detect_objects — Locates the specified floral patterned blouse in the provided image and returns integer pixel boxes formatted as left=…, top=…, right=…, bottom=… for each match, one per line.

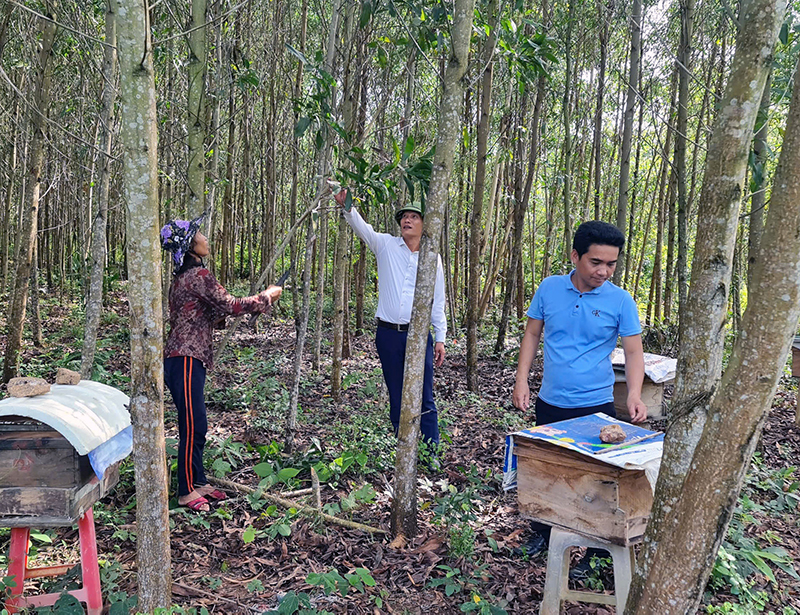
left=164, top=265, right=270, bottom=369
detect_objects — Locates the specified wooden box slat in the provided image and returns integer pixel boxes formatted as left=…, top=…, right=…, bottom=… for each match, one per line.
left=613, top=376, right=665, bottom=421
left=0, top=430, right=92, bottom=489
left=0, top=464, right=120, bottom=527
left=792, top=346, right=800, bottom=378
left=514, top=438, right=653, bottom=546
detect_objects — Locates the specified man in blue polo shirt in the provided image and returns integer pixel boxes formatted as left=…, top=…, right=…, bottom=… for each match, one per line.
left=512, top=220, right=646, bottom=572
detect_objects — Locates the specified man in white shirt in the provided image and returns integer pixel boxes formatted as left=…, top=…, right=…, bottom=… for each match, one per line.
left=335, top=190, right=447, bottom=445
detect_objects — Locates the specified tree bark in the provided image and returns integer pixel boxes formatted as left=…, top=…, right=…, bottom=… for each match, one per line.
left=613, top=0, right=641, bottom=284
left=627, top=0, right=785, bottom=610
left=391, top=0, right=474, bottom=538
left=466, top=0, right=498, bottom=391
left=3, top=5, right=56, bottom=383
left=186, top=0, right=207, bottom=217
left=675, top=0, right=694, bottom=324
left=81, top=2, right=117, bottom=378
left=747, top=71, right=771, bottom=294
left=628, top=44, right=800, bottom=615
left=114, top=0, right=172, bottom=608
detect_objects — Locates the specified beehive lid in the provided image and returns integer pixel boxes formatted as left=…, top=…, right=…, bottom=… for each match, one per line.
left=0, top=380, right=130, bottom=454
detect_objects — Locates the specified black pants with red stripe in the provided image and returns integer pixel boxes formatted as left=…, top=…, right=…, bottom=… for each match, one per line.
left=164, top=356, right=208, bottom=497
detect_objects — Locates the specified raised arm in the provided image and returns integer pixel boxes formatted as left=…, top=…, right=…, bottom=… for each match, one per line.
left=334, top=188, right=385, bottom=254
left=513, top=318, right=544, bottom=411
left=196, top=269, right=278, bottom=315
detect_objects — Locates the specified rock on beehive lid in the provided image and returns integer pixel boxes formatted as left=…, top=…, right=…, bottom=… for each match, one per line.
left=55, top=368, right=81, bottom=385
left=600, top=424, right=627, bottom=443
left=7, top=377, right=51, bottom=397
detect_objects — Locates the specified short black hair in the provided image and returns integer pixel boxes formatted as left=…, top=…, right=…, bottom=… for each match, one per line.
left=573, top=220, right=625, bottom=257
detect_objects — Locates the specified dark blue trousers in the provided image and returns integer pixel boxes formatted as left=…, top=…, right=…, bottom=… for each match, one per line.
left=164, top=356, right=208, bottom=497
left=375, top=327, right=439, bottom=445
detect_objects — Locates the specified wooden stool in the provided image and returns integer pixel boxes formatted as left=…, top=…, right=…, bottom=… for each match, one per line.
left=4, top=508, right=102, bottom=615
left=540, top=527, right=635, bottom=615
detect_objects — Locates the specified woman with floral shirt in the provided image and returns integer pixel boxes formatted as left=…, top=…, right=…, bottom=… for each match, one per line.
left=161, top=214, right=282, bottom=511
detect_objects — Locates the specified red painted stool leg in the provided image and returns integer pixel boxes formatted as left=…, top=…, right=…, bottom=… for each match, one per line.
left=78, top=509, right=103, bottom=615
left=5, top=527, right=30, bottom=614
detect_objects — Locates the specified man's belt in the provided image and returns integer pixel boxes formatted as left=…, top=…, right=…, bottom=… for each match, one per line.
left=376, top=318, right=409, bottom=331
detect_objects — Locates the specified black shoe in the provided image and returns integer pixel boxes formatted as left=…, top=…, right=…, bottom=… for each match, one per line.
left=513, top=532, right=548, bottom=557
left=568, top=557, right=595, bottom=580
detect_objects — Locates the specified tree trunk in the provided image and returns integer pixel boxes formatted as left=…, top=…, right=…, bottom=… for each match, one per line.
left=748, top=71, right=771, bottom=294
left=561, top=0, right=576, bottom=264
left=628, top=43, right=800, bottom=615
left=391, top=0, right=474, bottom=538
left=675, top=0, right=694, bottom=325
left=466, top=0, right=498, bottom=391
left=81, top=4, right=117, bottom=378
left=3, top=6, right=56, bottom=383
left=186, top=0, right=207, bottom=217
left=114, top=0, right=172, bottom=608
left=614, top=0, right=641, bottom=284
left=592, top=0, right=611, bottom=219
left=626, top=0, right=785, bottom=610
left=311, top=0, right=341, bottom=372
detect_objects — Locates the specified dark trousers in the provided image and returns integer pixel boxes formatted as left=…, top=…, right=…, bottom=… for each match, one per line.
left=531, top=397, right=616, bottom=555
left=375, top=326, right=439, bottom=445
left=164, top=356, right=208, bottom=497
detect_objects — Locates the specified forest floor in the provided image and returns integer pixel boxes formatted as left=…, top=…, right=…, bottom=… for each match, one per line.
left=1, top=291, right=799, bottom=614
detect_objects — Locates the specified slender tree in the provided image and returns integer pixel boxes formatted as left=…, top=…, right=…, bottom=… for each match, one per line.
left=627, top=0, right=785, bottom=609
left=3, top=4, right=56, bottom=383
left=466, top=0, right=499, bottom=391
left=81, top=1, right=117, bottom=378
left=392, top=0, right=475, bottom=539
left=114, top=0, right=172, bottom=607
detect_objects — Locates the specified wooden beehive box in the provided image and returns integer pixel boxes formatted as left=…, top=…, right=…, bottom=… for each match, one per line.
left=613, top=371, right=666, bottom=421
left=514, top=437, right=653, bottom=546
left=0, top=419, right=119, bottom=527
left=792, top=337, right=800, bottom=377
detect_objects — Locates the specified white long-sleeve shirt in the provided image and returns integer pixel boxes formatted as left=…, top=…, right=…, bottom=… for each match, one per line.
left=343, top=207, right=447, bottom=343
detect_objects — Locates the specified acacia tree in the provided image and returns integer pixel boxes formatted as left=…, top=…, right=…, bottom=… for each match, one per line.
left=626, top=0, right=786, bottom=610
left=81, top=0, right=117, bottom=379
left=391, top=0, right=475, bottom=539
left=114, top=0, right=172, bottom=608
left=2, top=4, right=56, bottom=383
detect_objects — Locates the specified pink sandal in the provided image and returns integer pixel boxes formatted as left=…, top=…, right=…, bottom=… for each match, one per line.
left=183, top=496, right=210, bottom=511
left=204, top=489, right=228, bottom=501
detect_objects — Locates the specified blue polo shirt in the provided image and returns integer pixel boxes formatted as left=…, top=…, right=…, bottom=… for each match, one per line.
left=527, top=272, right=641, bottom=408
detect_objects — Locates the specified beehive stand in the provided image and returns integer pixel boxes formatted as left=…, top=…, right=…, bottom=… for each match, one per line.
left=540, top=527, right=636, bottom=615
left=4, top=508, right=102, bottom=615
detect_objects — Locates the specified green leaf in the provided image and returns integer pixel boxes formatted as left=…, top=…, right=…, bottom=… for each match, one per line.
left=277, top=523, right=292, bottom=537
left=286, top=43, right=308, bottom=65
left=277, top=467, right=301, bottom=482
left=242, top=525, right=257, bottom=544
left=278, top=591, right=299, bottom=615
left=402, top=136, right=415, bottom=162
left=253, top=462, right=275, bottom=478
left=30, top=531, right=52, bottom=543
left=295, top=116, right=312, bottom=138
left=355, top=568, right=376, bottom=586
left=780, top=22, right=789, bottom=45
left=359, top=0, right=372, bottom=28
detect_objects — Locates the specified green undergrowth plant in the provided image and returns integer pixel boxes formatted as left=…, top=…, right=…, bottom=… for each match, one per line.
left=705, top=455, right=799, bottom=612
left=428, top=464, right=495, bottom=558
left=427, top=565, right=508, bottom=614
left=265, top=566, right=379, bottom=614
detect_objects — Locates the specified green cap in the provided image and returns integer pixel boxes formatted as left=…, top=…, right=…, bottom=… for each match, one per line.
left=395, top=202, right=424, bottom=224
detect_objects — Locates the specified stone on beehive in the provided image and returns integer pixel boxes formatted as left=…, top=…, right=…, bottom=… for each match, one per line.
left=600, top=424, right=627, bottom=443
left=55, top=368, right=81, bottom=385
left=7, top=377, right=51, bottom=397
